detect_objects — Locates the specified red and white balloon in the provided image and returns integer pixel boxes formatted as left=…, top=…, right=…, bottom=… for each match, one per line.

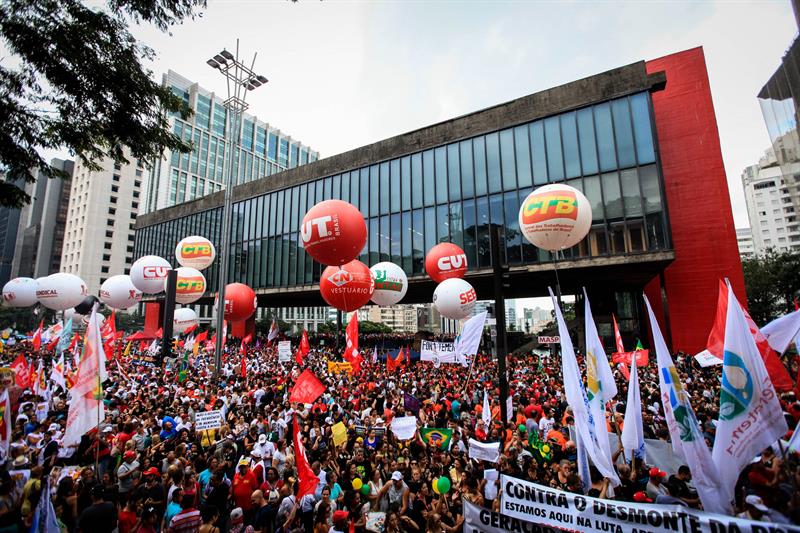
left=130, top=255, right=172, bottom=294
left=36, top=273, right=89, bottom=311
left=2, top=277, right=38, bottom=307
left=425, top=243, right=468, bottom=283
left=433, top=278, right=477, bottom=320
left=99, top=275, right=142, bottom=310
left=320, top=260, right=374, bottom=312
left=518, top=184, right=592, bottom=251
left=175, top=236, right=216, bottom=270
left=301, top=200, right=367, bottom=266
left=173, top=307, right=199, bottom=334
left=221, top=283, right=257, bottom=322
left=171, top=267, right=206, bottom=305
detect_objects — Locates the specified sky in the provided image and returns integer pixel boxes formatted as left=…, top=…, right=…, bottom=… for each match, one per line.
left=129, top=0, right=797, bottom=313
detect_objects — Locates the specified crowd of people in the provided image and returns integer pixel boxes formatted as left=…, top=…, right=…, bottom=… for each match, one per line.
left=0, top=324, right=798, bottom=533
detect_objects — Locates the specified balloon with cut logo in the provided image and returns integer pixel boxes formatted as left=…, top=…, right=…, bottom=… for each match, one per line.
left=173, top=307, right=199, bottom=334
left=170, top=267, right=206, bottom=304
left=518, top=184, right=592, bottom=251
left=221, top=283, right=257, bottom=322
left=300, top=200, right=367, bottom=266
left=175, top=236, right=216, bottom=270
left=36, top=273, right=89, bottom=311
left=369, top=262, right=408, bottom=306
left=433, top=278, right=476, bottom=320
left=320, top=260, right=374, bottom=312
left=425, top=243, right=468, bottom=283
left=100, top=275, right=142, bottom=310
left=130, top=255, right=172, bottom=294
left=2, top=277, right=38, bottom=307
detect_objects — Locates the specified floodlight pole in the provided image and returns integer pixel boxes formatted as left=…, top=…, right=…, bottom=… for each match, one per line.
left=207, top=41, right=268, bottom=378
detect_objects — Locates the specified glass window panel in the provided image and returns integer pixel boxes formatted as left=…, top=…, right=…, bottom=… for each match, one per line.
left=390, top=160, right=401, bottom=213
left=369, top=218, right=379, bottom=265
left=514, top=125, right=532, bottom=188
left=583, top=176, right=603, bottom=222
left=423, top=150, right=435, bottom=206
left=462, top=199, right=477, bottom=268
left=577, top=108, right=598, bottom=176
left=486, top=132, right=502, bottom=193
left=342, top=171, right=350, bottom=202
left=460, top=141, right=475, bottom=198
left=434, top=147, right=448, bottom=205
left=380, top=162, right=390, bottom=215
left=530, top=122, right=548, bottom=185
left=424, top=207, right=436, bottom=257
left=401, top=211, right=412, bottom=274
left=380, top=215, right=390, bottom=261
left=447, top=143, right=461, bottom=201
left=350, top=171, right=359, bottom=206
left=559, top=112, right=581, bottom=179
left=315, top=179, right=323, bottom=205
left=437, top=204, right=449, bottom=243
left=298, top=185, right=307, bottom=235
left=474, top=136, right=488, bottom=197
left=290, top=187, right=299, bottom=232
left=594, top=103, right=617, bottom=172
left=401, top=156, right=412, bottom=210
left=412, top=209, right=424, bottom=274
left=450, top=201, right=464, bottom=251
left=544, top=116, right=564, bottom=181
left=476, top=197, right=491, bottom=268
left=324, top=177, right=332, bottom=200
left=332, top=174, right=341, bottom=199
left=611, top=99, right=636, bottom=168
left=620, top=168, right=643, bottom=217
left=411, top=153, right=423, bottom=209
left=391, top=213, right=401, bottom=265
left=500, top=129, right=517, bottom=190
left=247, top=241, right=255, bottom=286
left=639, top=165, right=662, bottom=214
left=630, top=93, right=656, bottom=164
left=503, top=191, right=522, bottom=264
left=288, top=234, right=297, bottom=285
left=602, top=172, right=623, bottom=220
left=361, top=168, right=370, bottom=214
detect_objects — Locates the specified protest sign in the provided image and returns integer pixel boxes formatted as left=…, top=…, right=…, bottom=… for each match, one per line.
left=327, top=361, right=353, bottom=374
left=390, top=416, right=417, bottom=440
left=694, top=349, right=722, bottom=368
left=499, top=474, right=800, bottom=533
left=278, top=341, right=292, bottom=363
left=468, top=438, right=500, bottom=463
left=420, top=341, right=461, bottom=365
left=195, top=410, right=223, bottom=431
left=331, top=422, right=348, bottom=447
left=464, top=499, right=540, bottom=533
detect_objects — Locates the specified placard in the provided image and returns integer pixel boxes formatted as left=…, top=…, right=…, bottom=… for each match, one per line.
left=278, top=341, right=292, bottom=362
left=468, top=438, right=500, bottom=463
left=195, top=409, right=223, bottom=431
left=694, top=349, right=723, bottom=368
left=390, top=416, right=417, bottom=441
left=420, top=340, right=460, bottom=364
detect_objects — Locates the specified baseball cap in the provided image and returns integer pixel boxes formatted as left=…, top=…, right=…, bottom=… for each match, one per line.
left=144, top=467, right=160, bottom=477
left=391, top=471, right=403, bottom=481
left=230, top=507, right=244, bottom=523
left=102, top=426, right=113, bottom=433
left=258, top=434, right=267, bottom=444
left=47, top=423, right=60, bottom=433
left=633, top=491, right=653, bottom=503
left=648, top=467, right=666, bottom=478
left=238, top=458, right=250, bottom=467
left=745, top=495, right=769, bottom=511
left=123, top=451, right=136, bottom=460
left=333, top=510, right=349, bottom=524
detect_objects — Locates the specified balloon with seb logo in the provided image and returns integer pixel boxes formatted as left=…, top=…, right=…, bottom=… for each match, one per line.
left=173, top=307, right=199, bottom=334
left=518, top=184, right=592, bottom=251
left=2, top=277, right=38, bottom=307
left=222, top=283, right=257, bottom=322
left=320, top=260, right=374, bottom=312
left=175, top=236, right=216, bottom=270
left=300, top=200, right=367, bottom=266
left=100, top=275, right=142, bottom=310
left=433, top=278, right=476, bottom=320
left=171, top=267, right=206, bottom=304
left=370, top=262, right=408, bottom=306
left=130, top=255, right=172, bottom=294
left=36, top=273, right=88, bottom=311
left=425, top=242, right=468, bottom=283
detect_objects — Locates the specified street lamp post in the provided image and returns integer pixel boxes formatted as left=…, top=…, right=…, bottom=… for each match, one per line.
left=207, top=41, right=268, bottom=378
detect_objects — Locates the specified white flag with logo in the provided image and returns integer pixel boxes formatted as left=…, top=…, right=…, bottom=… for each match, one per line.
left=549, top=288, right=617, bottom=484
left=761, top=309, right=800, bottom=354
left=482, top=389, right=491, bottom=427
left=456, top=311, right=487, bottom=367
left=644, top=295, right=729, bottom=514
left=712, top=283, right=788, bottom=501
left=620, top=351, right=645, bottom=461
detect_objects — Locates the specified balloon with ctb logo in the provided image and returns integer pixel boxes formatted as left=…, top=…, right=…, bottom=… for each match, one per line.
left=175, top=236, right=216, bottom=270
left=518, top=184, right=592, bottom=251
left=171, top=267, right=206, bottom=304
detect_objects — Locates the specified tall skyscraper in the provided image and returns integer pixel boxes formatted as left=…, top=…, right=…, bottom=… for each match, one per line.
left=0, top=174, right=23, bottom=287
left=144, top=70, right=319, bottom=213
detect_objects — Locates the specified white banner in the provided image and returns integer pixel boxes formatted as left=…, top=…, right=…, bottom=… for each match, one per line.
left=468, top=438, right=500, bottom=463
left=195, top=410, right=223, bottom=431
left=420, top=341, right=460, bottom=365
left=390, top=415, right=417, bottom=441
left=463, top=500, right=541, bottom=533
left=278, top=341, right=292, bottom=363
left=693, top=349, right=722, bottom=367
left=499, top=475, right=800, bottom=533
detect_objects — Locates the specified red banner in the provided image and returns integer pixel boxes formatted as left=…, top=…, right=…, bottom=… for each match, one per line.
left=289, top=369, right=325, bottom=405
left=611, top=349, right=649, bottom=367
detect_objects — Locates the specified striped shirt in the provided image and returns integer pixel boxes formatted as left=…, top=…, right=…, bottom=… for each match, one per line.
left=167, top=508, right=202, bottom=533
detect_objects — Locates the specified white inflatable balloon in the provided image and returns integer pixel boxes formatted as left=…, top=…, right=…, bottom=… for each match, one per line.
left=2, top=277, right=38, bottom=307
left=175, top=236, right=216, bottom=270
left=518, top=184, right=592, bottom=251
left=36, top=273, right=88, bottom=311
left=100, top=275, right=143, bottom=310
left=171, top=267, right=206, bottom=304
left=432, top=278, right=477, bottom=320
left=173, top=307, right=199, bottom=334
left=370, top=262, right=408, bottom=306
left=130, top=255, right=172, bottom=294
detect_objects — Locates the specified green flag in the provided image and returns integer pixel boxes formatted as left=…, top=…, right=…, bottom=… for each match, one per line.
left=527, top=429, right=552, bottom=462
left=419, top=427, right=452, bottom=450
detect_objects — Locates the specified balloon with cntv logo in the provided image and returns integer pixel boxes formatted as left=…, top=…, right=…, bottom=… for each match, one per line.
left=425, top=243, right=468, bottom=283
left=300, top=200, right=367, bottom=266
left=100, top=275, right=142, bottom=310
left=173, top=307, right=198, bottom=334
left=175, top=236, right=216, bottom=271
left=36, top=273, right=89, bottom=311
left=433, top=278, right=476, bottom=320
left=370, top=262, right=408, bottom=306
left=518, top=184, right=592, bottom=251
left=320, top=260, right=374, bottom=312
left=170, top=267, right=206, bottom=304
left=2, top=277, right=38, bottom=307
left=130, top=255, right=172, bottom=294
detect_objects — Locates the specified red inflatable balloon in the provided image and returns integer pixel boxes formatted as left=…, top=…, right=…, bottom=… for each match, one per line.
left=222, top=283, right=257, bottom=322
left=425, top=242, right=468, bottom=283
left=301, top=200, right=367, bottom=266
left=320, top=260, right=374, bottom=312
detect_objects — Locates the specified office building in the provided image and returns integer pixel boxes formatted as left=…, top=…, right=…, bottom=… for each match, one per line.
left=135, top=48, right=745, bottom=353
left=144, top=70, right=319, bottom=213
left=0, top=174, right=22, bottom=287
left=736, top=228, right=755, bottom=259
left=265, top=306, right=336, bottom=333
left=357, top=305, right=419, bottom=332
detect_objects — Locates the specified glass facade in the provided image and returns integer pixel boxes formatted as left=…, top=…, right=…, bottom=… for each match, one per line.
left=136, top=91, right=669, bottom=292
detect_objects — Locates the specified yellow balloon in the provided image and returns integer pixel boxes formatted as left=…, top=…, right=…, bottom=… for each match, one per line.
left=352, top=478, right=363, bottom=491
left=432, top=480, right=440, bottom=495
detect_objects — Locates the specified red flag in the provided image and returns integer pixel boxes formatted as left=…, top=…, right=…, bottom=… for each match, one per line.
left=295, top=348, right=304, bottom=366
left=10, top=354, right=30, bottom=388
left=293, top=415, right=319, bottom=499
left=240, top=338, right=249, bottom=378
left=617, top=362, right=630, bottom=380
left=32, top=320, right=43, bottom=351
left=387, top=350, right=404, bottom=372
left=707, top=279, right=793, bottom=391
left=344, top=314, right=358, bottom=363
left=612, top=314, right=625, bottom=354
left=155, top=327, right=163, bottom=339
left=300, top=330, right=310, bottom=357
left=195, top=331, right=209, bottom=344
left=289, top=369, right=325, bottom=404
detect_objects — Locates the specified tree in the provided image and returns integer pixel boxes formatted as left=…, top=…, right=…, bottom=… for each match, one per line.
left=360, top=320, right=392, bottom=334
left=741, top=250, right=800, bottom=324
left=0, top=0, right=205, bottom=207
left=255, top=314, right=290, bottom=336
left=114, top=311, right=144, bottom=332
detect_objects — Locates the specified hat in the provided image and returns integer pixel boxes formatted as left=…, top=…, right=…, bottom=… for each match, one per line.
left=745, top=495, right=769, bottom=511
left=102, top=427, right=113, bottom=433
left=333, top=510, right=349, bottom=524
left=12, top=456, right=28, bottom=468
left=258, top=434, right=267, bottom=444
left=144, top=467, right=160, bottom=477
left=375, top=418, right=384, bottom=425
left=633, top=491, right=653, bottom=503
left=230, top=507, right=244, bottom=523
left=48, top=423, right=60, bottom=433
left=391, top=471, right=403, bottom=481
left=238, top=458, right=250, bottom=467
left=648, top=467, right=666, bottom=478
left=123, top=451, right=136, bottom=460
left=251, top=449, right=262, bottom=458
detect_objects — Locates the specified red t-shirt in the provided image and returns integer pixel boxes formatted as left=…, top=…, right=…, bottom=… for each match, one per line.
left=118, top=509, right=137, bottom=533
left=232, top=470, right=258, bottom=510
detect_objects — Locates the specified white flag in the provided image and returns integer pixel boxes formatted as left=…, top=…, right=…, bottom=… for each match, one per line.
left=583, top=289, right=619, bottom=486
left=482, top=390, right=491, bottom=427
left=184, top=334, right=195, bottom=353
left=713, top=283, right=788, bottom=501
left=620, top=351, right=645, bottom=461
left=267, top=319, right=279, bottom=342
left=549, top=288, right=617, bottom=485
left=390, top=416, right=417, bottom=441
left=761, top=309, right=800, bottom=354
left=371, top=347, right=378, bottom=364
left=456, top=311, right=487, bottom=367
left=0, top=389, right=10, bottom=461
left=644, top=295, right=729, bottom=514
left=146, top=339, right=159, bottom=355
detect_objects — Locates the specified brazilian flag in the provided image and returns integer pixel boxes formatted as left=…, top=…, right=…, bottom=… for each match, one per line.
left=420, top=427, right=452, bottom=450
left=178, top=351, right=189, bottom=383
left=527, top=429, right=552, bottom=462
